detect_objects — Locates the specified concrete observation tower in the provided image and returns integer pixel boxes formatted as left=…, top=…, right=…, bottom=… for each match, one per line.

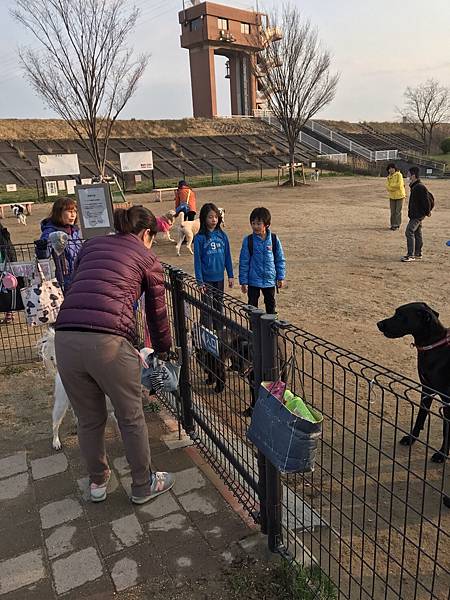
left=179, top=1, right=280, bottom=118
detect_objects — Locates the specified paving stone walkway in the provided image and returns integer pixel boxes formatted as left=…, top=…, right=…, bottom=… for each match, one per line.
left=0, top=410, right=267, bottom=598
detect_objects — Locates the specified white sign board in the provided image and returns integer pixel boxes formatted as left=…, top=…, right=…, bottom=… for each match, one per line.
left=120, top=151, right=153, bottom=173
left=77, top=187, right=110, bottom=228
left=38, top=153, right=80, bottom=177
left=6, top=184, right=17, bottom=192
left=81, top=178, right=92, bottom=185
left=66, top=180, right=76, bottom=195
left=57, top=180, right=66, bottom=191
left=426, top=168, right=432, bottom=175
left=75, top=183, right=115, bottom=239
left=46, top=181, right=58, bottom=196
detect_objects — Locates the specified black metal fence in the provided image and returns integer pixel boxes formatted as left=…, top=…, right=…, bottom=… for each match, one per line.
left=1, top=249, right=449, bottom=599
left=159, top=267, right=449, bottom=600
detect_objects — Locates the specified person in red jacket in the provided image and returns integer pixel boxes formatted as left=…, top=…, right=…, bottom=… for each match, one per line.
left=174, top=180, right=197, bottom=220
left=54, top=206, right=174, bottom=505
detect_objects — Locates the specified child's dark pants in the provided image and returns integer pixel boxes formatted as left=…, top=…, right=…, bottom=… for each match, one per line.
left=248, top=286, right=276, bottom=314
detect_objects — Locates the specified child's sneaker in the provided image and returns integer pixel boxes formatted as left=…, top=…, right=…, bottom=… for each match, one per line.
left=131, top=472, right=175, bottom=505
left=90, top=470, right=111, bottom=502
left=401, top=255, right=415, bottom=262
left=414, top=254, right=423, bottom=259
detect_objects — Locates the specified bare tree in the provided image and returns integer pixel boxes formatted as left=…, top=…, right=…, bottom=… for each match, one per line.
left=254, top=5, right=339, bottom=186
left=12, top=0, right=149, bottom=177
left=398, top=79, right=450, bottom=155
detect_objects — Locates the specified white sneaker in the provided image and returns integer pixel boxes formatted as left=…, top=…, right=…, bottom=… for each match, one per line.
left=90, top=470, right=111, bottom=502
left=131, top=471, right=175, bottom=505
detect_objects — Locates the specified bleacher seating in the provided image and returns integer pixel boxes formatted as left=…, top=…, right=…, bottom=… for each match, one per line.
left=0, top=132, right=317, bottom=186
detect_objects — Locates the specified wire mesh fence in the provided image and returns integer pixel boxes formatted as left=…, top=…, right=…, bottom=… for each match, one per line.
left=1, top=251, right=449, bottom=599
left=274, top=323, right=449, bottom=600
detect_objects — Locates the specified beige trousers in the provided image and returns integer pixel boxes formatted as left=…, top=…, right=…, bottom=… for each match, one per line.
left=55, top=331, right=152, bottom=497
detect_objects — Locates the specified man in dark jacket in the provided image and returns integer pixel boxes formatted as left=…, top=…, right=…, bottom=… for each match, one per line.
left=401, top=166, right=431, bottom=262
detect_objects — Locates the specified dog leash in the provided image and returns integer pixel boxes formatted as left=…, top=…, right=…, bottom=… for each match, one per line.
left=414, top=329, right=450, bottom=352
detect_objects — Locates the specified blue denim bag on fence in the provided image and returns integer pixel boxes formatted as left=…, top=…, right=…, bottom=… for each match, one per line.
left=247, top=382, right=323, bottom=474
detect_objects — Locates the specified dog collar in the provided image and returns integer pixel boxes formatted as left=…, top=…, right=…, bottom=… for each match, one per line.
left=414, top=329, right=450, bottom=352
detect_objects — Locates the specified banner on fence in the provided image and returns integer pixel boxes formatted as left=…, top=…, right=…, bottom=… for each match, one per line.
left=38, top=154, right=80, bottom=177
left=192, top=323, right=219, bottom=358
left=120, top=151, right=153, bottom=173
left=4, top=259, right=53, bottom=279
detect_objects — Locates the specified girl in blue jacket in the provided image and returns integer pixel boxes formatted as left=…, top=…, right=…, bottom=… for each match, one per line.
left=38, top=197, right=82, bottom=290
left=239, top=207, right=286, bottom=314
left=194, top=203, right=234, bottom=330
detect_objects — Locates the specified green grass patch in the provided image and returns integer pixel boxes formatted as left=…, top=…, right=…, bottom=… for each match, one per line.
left=429, top=153, right=450, bottom=168
left=0, top=186, right=43, bottom=204
left=226, top=557, right=337, bottom=600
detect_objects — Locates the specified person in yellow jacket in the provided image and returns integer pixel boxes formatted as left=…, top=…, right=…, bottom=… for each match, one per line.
left=386, top=163, right=405, bottom=230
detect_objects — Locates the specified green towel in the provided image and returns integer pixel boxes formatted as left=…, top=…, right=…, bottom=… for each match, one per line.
left=284, top=391, right=319, bottom=423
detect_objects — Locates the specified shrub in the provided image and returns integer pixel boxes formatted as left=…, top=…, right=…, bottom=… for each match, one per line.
left=440, top=137, right=450, bottom=153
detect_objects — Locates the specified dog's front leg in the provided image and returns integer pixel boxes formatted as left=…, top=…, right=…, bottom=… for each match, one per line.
left=52, top=375, right=70, bottom=450
left=400, top=390, right=433, bottom=447
left=432, top=402, right=450, bottom=463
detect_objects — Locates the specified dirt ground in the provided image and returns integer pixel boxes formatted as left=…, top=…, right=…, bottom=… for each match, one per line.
left=1, top=175, right=449, bottom=598
left=4, top=175, right=449, bottom=378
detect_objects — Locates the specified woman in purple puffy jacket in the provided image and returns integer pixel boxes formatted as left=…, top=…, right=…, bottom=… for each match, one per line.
left=54, top=206, right=174, bottom=506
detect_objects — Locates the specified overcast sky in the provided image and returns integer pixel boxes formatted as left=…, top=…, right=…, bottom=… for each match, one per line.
left=0, top=0, right=449, bottom=122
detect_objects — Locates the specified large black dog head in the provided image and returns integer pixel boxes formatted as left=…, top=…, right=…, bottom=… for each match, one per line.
left=377, top=302, right=441, bottom=340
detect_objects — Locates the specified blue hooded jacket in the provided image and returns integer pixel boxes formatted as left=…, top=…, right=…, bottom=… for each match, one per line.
left=40, top=219, right=82, bottom=289
left=239, top=230, right=286, bottom=288
left=194, top=229, right=233, bottom=284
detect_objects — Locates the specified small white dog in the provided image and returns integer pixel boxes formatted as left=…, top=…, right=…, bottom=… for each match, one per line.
left=12, top=204, right=27, bottom=226
left=38, top=328, right=152, bottom=450
left=175, top=207, right=226, bottom=256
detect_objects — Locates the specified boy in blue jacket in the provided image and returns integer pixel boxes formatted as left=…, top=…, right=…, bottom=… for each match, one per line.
left=239, top=207, right=285, bottom=314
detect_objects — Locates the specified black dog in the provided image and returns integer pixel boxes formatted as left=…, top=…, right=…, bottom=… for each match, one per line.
left=194, top=329, right=252, bottom=394
left=377, top=302, right=450, bottom=463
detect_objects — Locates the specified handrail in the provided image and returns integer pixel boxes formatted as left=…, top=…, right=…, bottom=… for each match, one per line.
left=260, top=114, right=342, bottom=156
left=398, top=150, right=446, bottom=172
left=307, top=120, right=400, bottom=162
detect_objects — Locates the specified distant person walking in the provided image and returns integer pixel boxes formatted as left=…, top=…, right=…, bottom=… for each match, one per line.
left=174, top=180, right=197, bottom=221
left=401, top=166, right=433, bottom=262
left=386, top=163, right=405, bottom=230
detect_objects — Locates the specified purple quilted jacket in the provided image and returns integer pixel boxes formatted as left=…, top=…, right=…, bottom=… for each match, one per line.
left=55, top=234, right=171, bottom=352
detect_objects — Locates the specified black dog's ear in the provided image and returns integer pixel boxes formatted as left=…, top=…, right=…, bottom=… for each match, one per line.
left=418, top=308, right=436, bottom=323
left=419, top=303, right=439, bottom=319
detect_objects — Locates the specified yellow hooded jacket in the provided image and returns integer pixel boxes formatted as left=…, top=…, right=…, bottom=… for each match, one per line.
left=386, top=171, right=406, bottom=200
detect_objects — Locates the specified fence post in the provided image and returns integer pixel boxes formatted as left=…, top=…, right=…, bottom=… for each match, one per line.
left=211, top=166, right=214, bottom=185
left=260, top=314, right=282, bottom=552
left=260, top=161, right=263, bottom=181
left=237, top=167, right=240, bottom=183
left=35, top=179, right=41, bottom=202
left=248, top=307, right=267, bottom=532
left=169, top=268, right=194, bottom=433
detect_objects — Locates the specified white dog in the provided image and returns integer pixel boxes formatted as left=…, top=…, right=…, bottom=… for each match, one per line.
left=175, top=213, right=200, bottom=256
left=38, top=328, right=152, bottom=450
left=175, top=207, right=226, bottom=256
left=12, top=204, right=27, bottom=226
